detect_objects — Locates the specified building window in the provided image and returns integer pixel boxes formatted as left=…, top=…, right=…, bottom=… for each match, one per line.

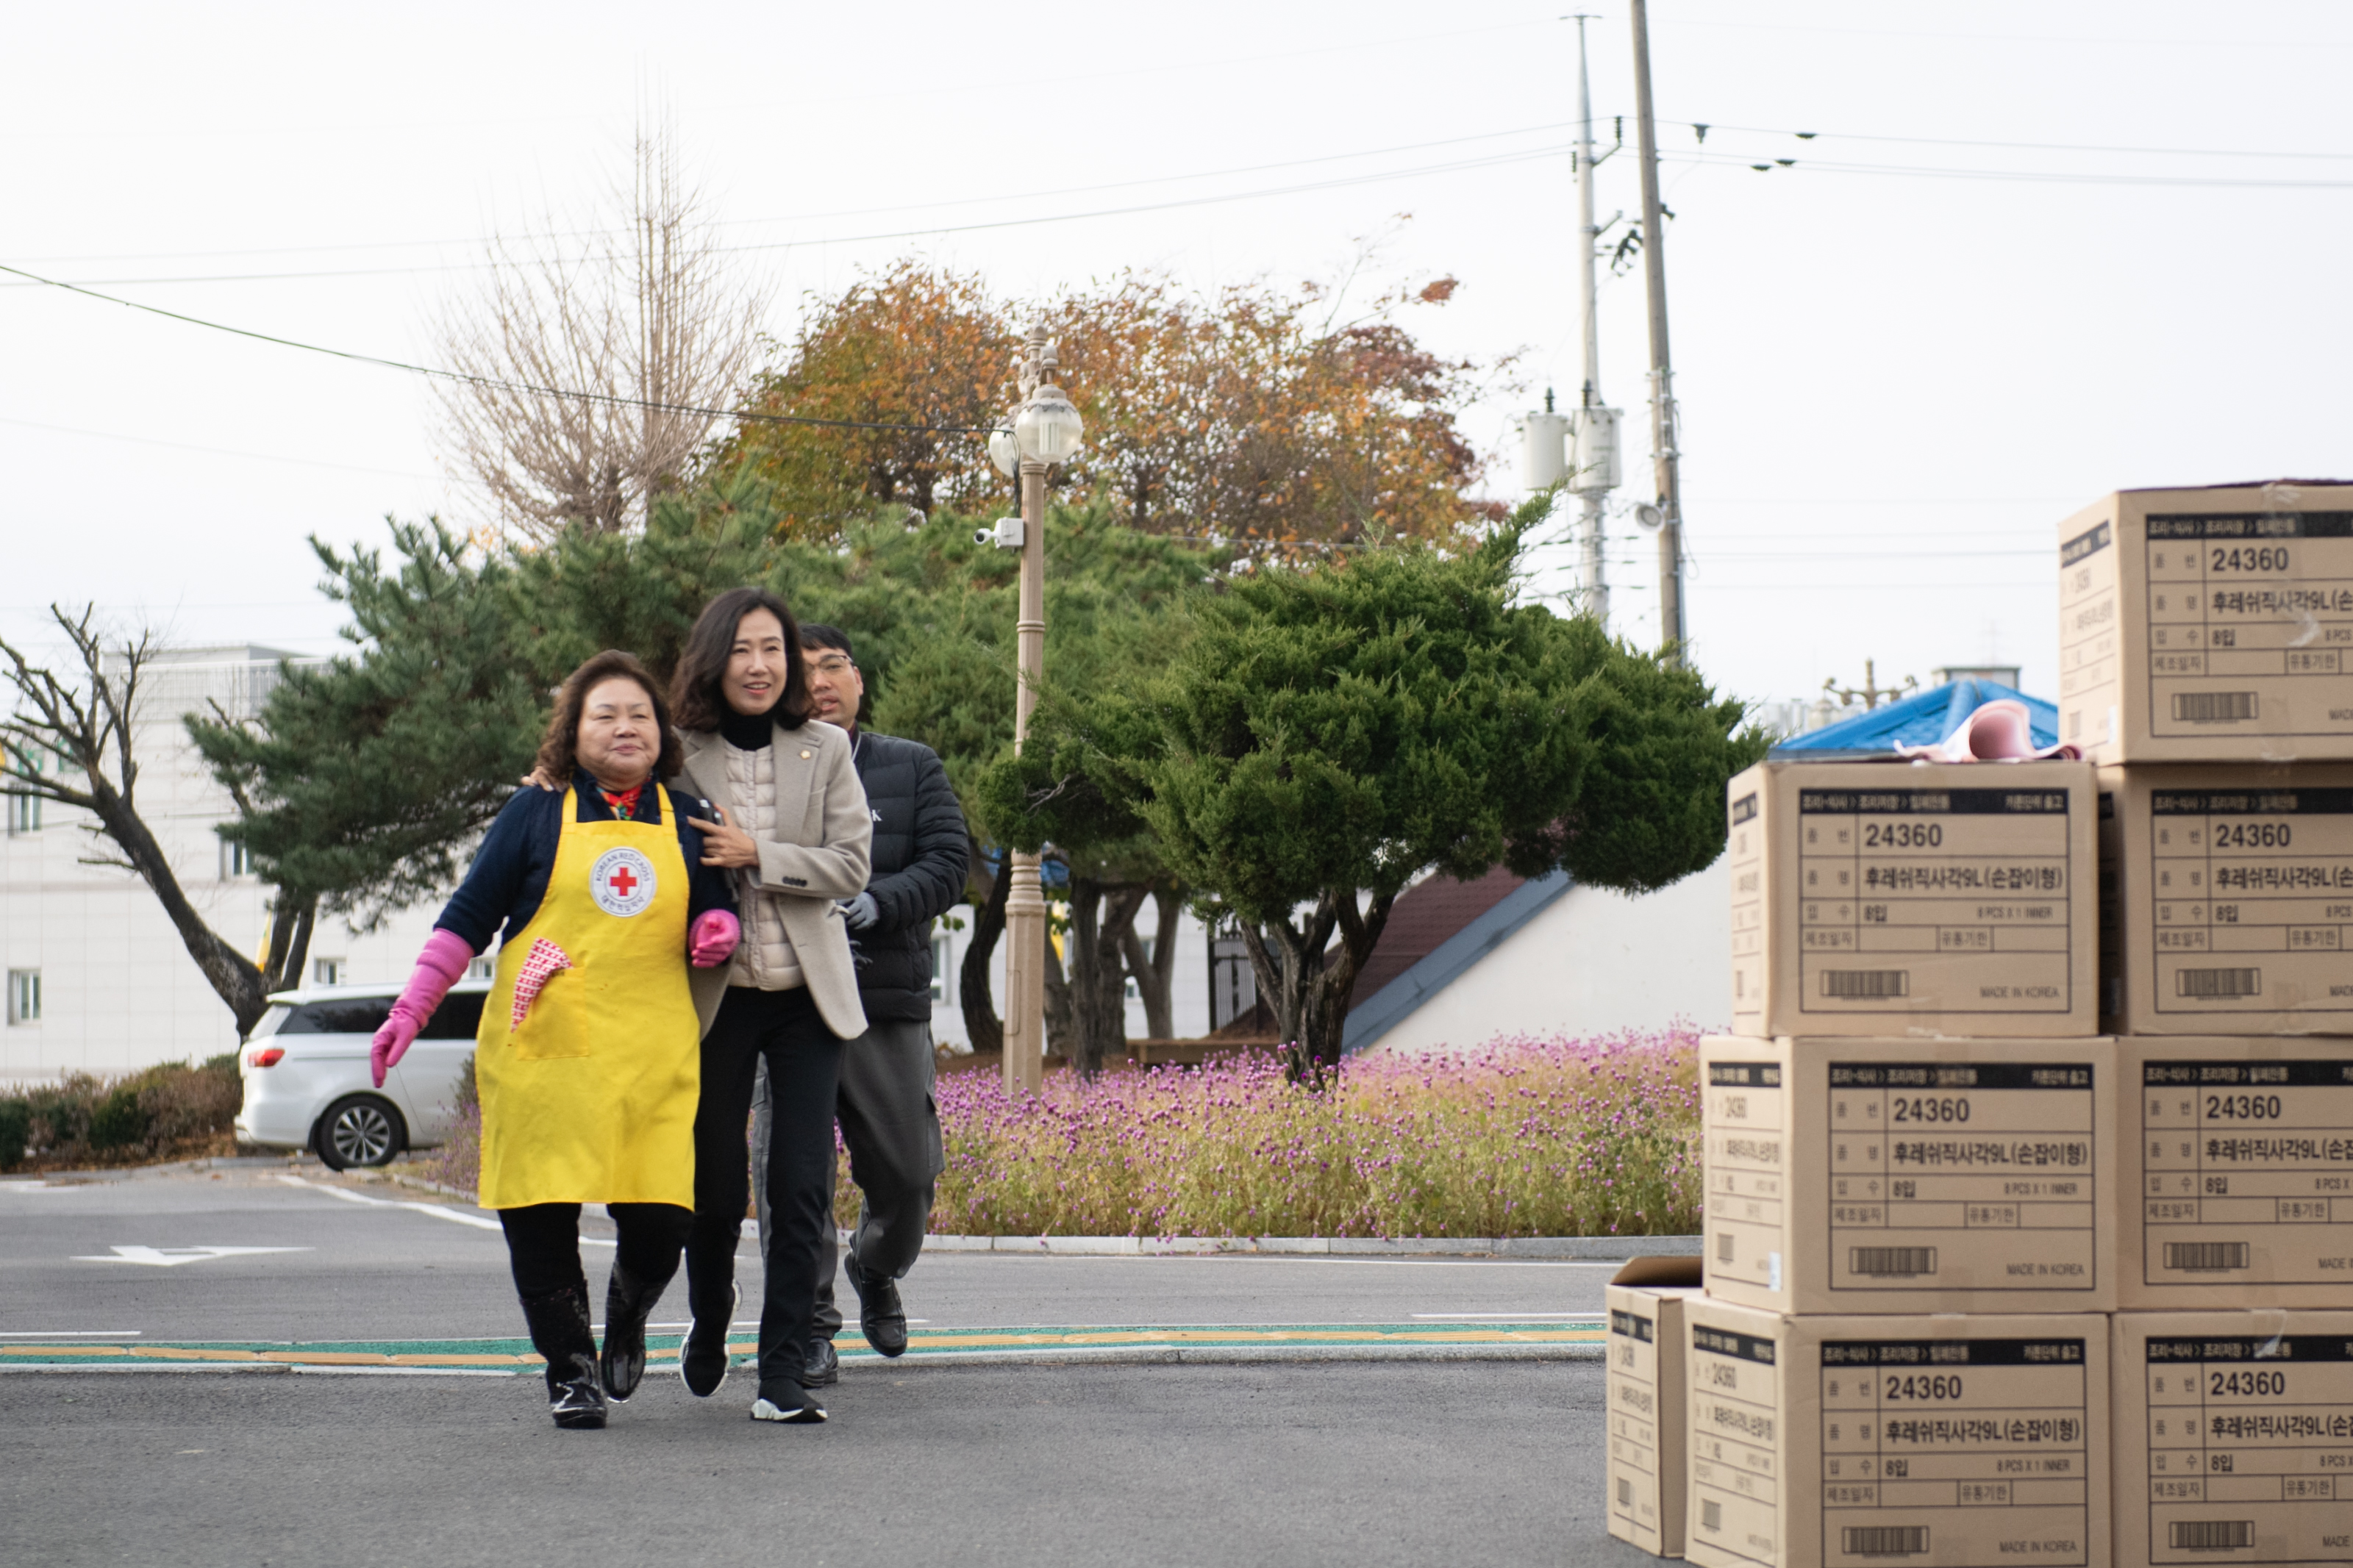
left=313, top=957, right=344, bottom=986
left=5, top=792, right=38, bottom=835
left=468, top=955, right=496, bottom=981
left=220, top=839, right=254, bottom=878
left=930, top=936, right=953, bottom=1005
left=6, top=970, right=39, bottom=1025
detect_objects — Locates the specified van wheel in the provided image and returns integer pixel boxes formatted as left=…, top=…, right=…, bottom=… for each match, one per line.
left=315, top=1095, right=407, bottom=1170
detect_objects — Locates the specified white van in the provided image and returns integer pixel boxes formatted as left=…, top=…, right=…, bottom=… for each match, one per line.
left=235, top=981, right=491, bottom=1170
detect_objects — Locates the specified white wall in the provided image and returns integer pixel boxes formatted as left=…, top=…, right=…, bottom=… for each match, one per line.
left=1362, top=859, right=1731, bottom=1056
left=926, top=896, right=1214, bottom=1050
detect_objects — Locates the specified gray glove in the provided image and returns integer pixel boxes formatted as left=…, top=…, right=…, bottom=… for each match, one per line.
left=841, top=891, right=880, bottom=931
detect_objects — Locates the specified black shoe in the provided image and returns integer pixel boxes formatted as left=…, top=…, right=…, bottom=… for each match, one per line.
left=680, top=1281, right=738, bottom=1398
left=851, top=1264, right=908, bottom=1358
left=599, top=1259, right=666, bottom=1403
left=804, top=1337, right=840, bottom=1386
left=750, top=1381, right=827, bottom=1424
left=519, top=1285, right=607, bottom=1431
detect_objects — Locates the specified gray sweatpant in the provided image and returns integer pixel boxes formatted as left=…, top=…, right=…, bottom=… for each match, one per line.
left=751, top=1015, right=944, bottom=1340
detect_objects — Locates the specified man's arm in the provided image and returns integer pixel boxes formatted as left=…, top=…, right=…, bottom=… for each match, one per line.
left=865, top=743, right=970, bottom=932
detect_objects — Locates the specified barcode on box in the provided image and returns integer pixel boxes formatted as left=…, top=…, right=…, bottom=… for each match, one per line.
left=2177, top=967, right=2261, bottom=999
left=2173, top=692, right=2258, bottom=724
left=2163, top=1242, right=2252, bottom=1272
left=1842, top=1526, right=1929, bottom=1557
left=1617, top=1477, right=1632, bottom=1506
left=2168, top=1521, right=2254, bottom=1551
left=1717, top=1231, right=1737, bottom=1264
left=1701, top=1500, right=1723, bottom=1534
left=1821, top=969, right=1909, bottom=1000
left=1849, top=1246, right=1938, bottom=1278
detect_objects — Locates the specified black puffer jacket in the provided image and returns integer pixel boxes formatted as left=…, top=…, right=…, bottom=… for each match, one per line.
left=848, top=730, right=969, bottom=1021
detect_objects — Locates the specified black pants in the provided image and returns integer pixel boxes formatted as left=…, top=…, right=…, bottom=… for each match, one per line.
left=688, top=985, right=843, bottom=1392
left=752, top=1017, right=943, bottom=1338
left=499, top=1202, right=691, bottom=1302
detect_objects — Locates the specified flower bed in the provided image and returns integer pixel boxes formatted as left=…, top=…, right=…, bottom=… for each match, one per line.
left=421, top=1028, right=1704, bottom=1239
left=934, top=1028, right=1702, bottom=1239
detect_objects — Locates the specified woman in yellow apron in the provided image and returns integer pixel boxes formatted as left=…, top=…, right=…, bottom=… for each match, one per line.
left=371, top=651, right=740, bottom=1430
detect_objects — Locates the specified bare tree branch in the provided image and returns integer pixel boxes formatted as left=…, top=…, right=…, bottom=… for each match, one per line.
left=432, top=111, right=770, bottom=538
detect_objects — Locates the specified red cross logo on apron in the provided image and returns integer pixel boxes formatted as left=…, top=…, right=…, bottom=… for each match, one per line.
left=589, top=847, right=657, bottom=917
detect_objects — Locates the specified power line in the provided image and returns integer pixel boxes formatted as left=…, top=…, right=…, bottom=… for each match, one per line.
left=1663, top=119, right=2353, bottom=165
left=11, top=118, right=1587, bottom=269
left=0, top=414, right=440, bottom=480
left=0, top=262, right=993, bottom=438
left=1668, top=148, right=2353, bottom=192
left=4, top=142, right=1577, bottom=289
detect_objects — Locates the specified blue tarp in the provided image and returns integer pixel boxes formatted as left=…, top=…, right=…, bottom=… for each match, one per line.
left=1769, top=679, right=2061, bottom=758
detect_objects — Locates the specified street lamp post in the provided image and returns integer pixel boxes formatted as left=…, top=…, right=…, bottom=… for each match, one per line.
left=989, top=324, right=1083, bottom=1096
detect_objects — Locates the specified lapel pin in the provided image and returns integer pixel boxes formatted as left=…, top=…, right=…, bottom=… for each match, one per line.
left=800, top=748, right=813, bottom=759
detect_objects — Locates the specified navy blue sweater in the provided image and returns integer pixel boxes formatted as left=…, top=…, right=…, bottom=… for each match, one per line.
left=433, top=773, right=736, bottom=956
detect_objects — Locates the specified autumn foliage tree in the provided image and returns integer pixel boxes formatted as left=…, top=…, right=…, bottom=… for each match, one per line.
left=717, top=258, right=1497, bottom=548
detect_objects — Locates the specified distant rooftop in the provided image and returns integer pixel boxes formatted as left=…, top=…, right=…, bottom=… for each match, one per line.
left=1770, top=678, right=2060, bottom=759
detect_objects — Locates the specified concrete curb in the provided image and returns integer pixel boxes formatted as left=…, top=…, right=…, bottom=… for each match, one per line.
left=368, top=1182, right=1700, bottom=1260
left=926, top=1234, right=1699, bottom=1259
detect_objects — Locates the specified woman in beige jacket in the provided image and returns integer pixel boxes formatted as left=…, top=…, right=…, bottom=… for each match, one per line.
left=668, top=587, right=874, bottom=1424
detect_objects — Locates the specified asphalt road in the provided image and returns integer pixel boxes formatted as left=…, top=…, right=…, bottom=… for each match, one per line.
left=1, top=1164, right=1671, bottom=1567
left=1, top=1164, right=1627, bottom=1341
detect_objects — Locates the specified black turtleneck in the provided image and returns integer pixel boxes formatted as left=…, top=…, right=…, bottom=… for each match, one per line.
left=719, top=704, right=774, bottom=751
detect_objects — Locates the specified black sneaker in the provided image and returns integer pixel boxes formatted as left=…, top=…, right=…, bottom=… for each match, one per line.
left=804, top=1337, right=840, bottom=1386
left=679, top=1281, right=738, bottom=1397
left=750, top=1383, right=827, bottom=1424
left=851, top=1264, right=908, bottom=1358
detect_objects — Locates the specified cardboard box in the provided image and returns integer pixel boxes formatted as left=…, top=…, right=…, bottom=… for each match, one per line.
left=1702, top=1035, right=2118, bottom=1314
left=1727, top=760, right=2099, bottom=1039
left=2110, top=1310, right=2353, bottom=1568
left=1683, top=1297, right=2110, bottom=1568
left=2056, top=482, right=2353, bottom=765
left=2097, top=765, right=2353, bottom=1034
left=1609, top=1256, right=1708, bottom=1556
left=2117, top=1038, right=2353, bottom=1309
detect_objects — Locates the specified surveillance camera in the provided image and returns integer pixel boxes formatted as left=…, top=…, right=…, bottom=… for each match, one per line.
left=978, top=516, right=1025, bottom=550
left=974, top=527, right=994, bottom=546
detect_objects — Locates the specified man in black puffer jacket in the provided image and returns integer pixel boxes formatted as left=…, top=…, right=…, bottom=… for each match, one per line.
left=750, top=624, right=968, bottom=1389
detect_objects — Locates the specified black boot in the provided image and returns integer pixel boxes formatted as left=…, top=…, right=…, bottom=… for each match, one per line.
left=599, top=1259, right=667, bottom=1403
left=679, top=1265, right=738, bottom=1398
left=803, top=1338, right=840, bottom=1386
left=851, top=1261, right=908, bottom=1358
left=520, top=1286, right=606, bottom=1431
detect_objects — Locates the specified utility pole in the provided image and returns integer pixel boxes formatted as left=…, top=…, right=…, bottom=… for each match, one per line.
left=1629, top=0, right=1688, bottom=660
left=1571, top=13, right=1611, bottom=632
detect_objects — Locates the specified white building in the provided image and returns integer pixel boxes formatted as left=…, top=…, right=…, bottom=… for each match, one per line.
left=1, top=648, right=444, bottom=1086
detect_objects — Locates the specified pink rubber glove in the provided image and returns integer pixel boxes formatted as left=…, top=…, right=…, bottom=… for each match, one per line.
left=689, top=909, right=740, bottom=968
left=371, top=928, right=474, bottom=1086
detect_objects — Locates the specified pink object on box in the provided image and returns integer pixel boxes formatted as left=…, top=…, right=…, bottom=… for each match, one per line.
left=1896, top=698, right=2082, bottom=763
left=510, top=937, right=574, bottom=1028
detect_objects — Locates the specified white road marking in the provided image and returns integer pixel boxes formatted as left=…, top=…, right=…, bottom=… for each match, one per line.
left=274, top=1174, right=504, bottom=1232
left=74, top=1245, right=310, bottom=1267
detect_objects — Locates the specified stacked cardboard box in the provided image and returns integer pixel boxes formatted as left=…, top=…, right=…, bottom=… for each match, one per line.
left=2062, top=480, right=2353, bottom=1568
left=1604, top=484, right=2353, bottom=1568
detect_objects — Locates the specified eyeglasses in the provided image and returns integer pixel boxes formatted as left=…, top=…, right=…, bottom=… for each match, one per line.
left=808, top=656, right=856, bottom=676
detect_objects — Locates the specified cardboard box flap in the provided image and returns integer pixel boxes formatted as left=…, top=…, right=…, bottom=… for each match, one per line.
left=1609, top=1254, right=1704, bottom=1288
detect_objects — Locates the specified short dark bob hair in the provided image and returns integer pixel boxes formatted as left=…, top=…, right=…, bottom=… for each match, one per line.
left=534, top=651, right=685, bottom=785
left=670, top=587, right=810, bottom=733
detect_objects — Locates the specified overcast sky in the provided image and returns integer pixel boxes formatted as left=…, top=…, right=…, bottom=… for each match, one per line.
left=6, top=1, right=2349, bottom=720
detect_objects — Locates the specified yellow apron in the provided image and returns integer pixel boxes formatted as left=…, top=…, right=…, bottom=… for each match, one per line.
left=475, top=786, right=699, bottom=1210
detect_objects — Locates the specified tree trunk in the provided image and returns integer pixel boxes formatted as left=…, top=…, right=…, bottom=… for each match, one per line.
left=1068, top=879, right=1148, bottom=1077
left=260, top=895, right=318, bottom=998
left=958, top=844, right=1008, bottom=1056
left=1234, top=887, right=1396, bottom=1084
left=1041, top=923, right=1074, bottom=1063
left=1119, top=884, right=1181, bottom=1041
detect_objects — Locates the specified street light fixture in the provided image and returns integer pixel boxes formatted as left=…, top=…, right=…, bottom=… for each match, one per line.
left=997, top=325, right=1083, bottom=1096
